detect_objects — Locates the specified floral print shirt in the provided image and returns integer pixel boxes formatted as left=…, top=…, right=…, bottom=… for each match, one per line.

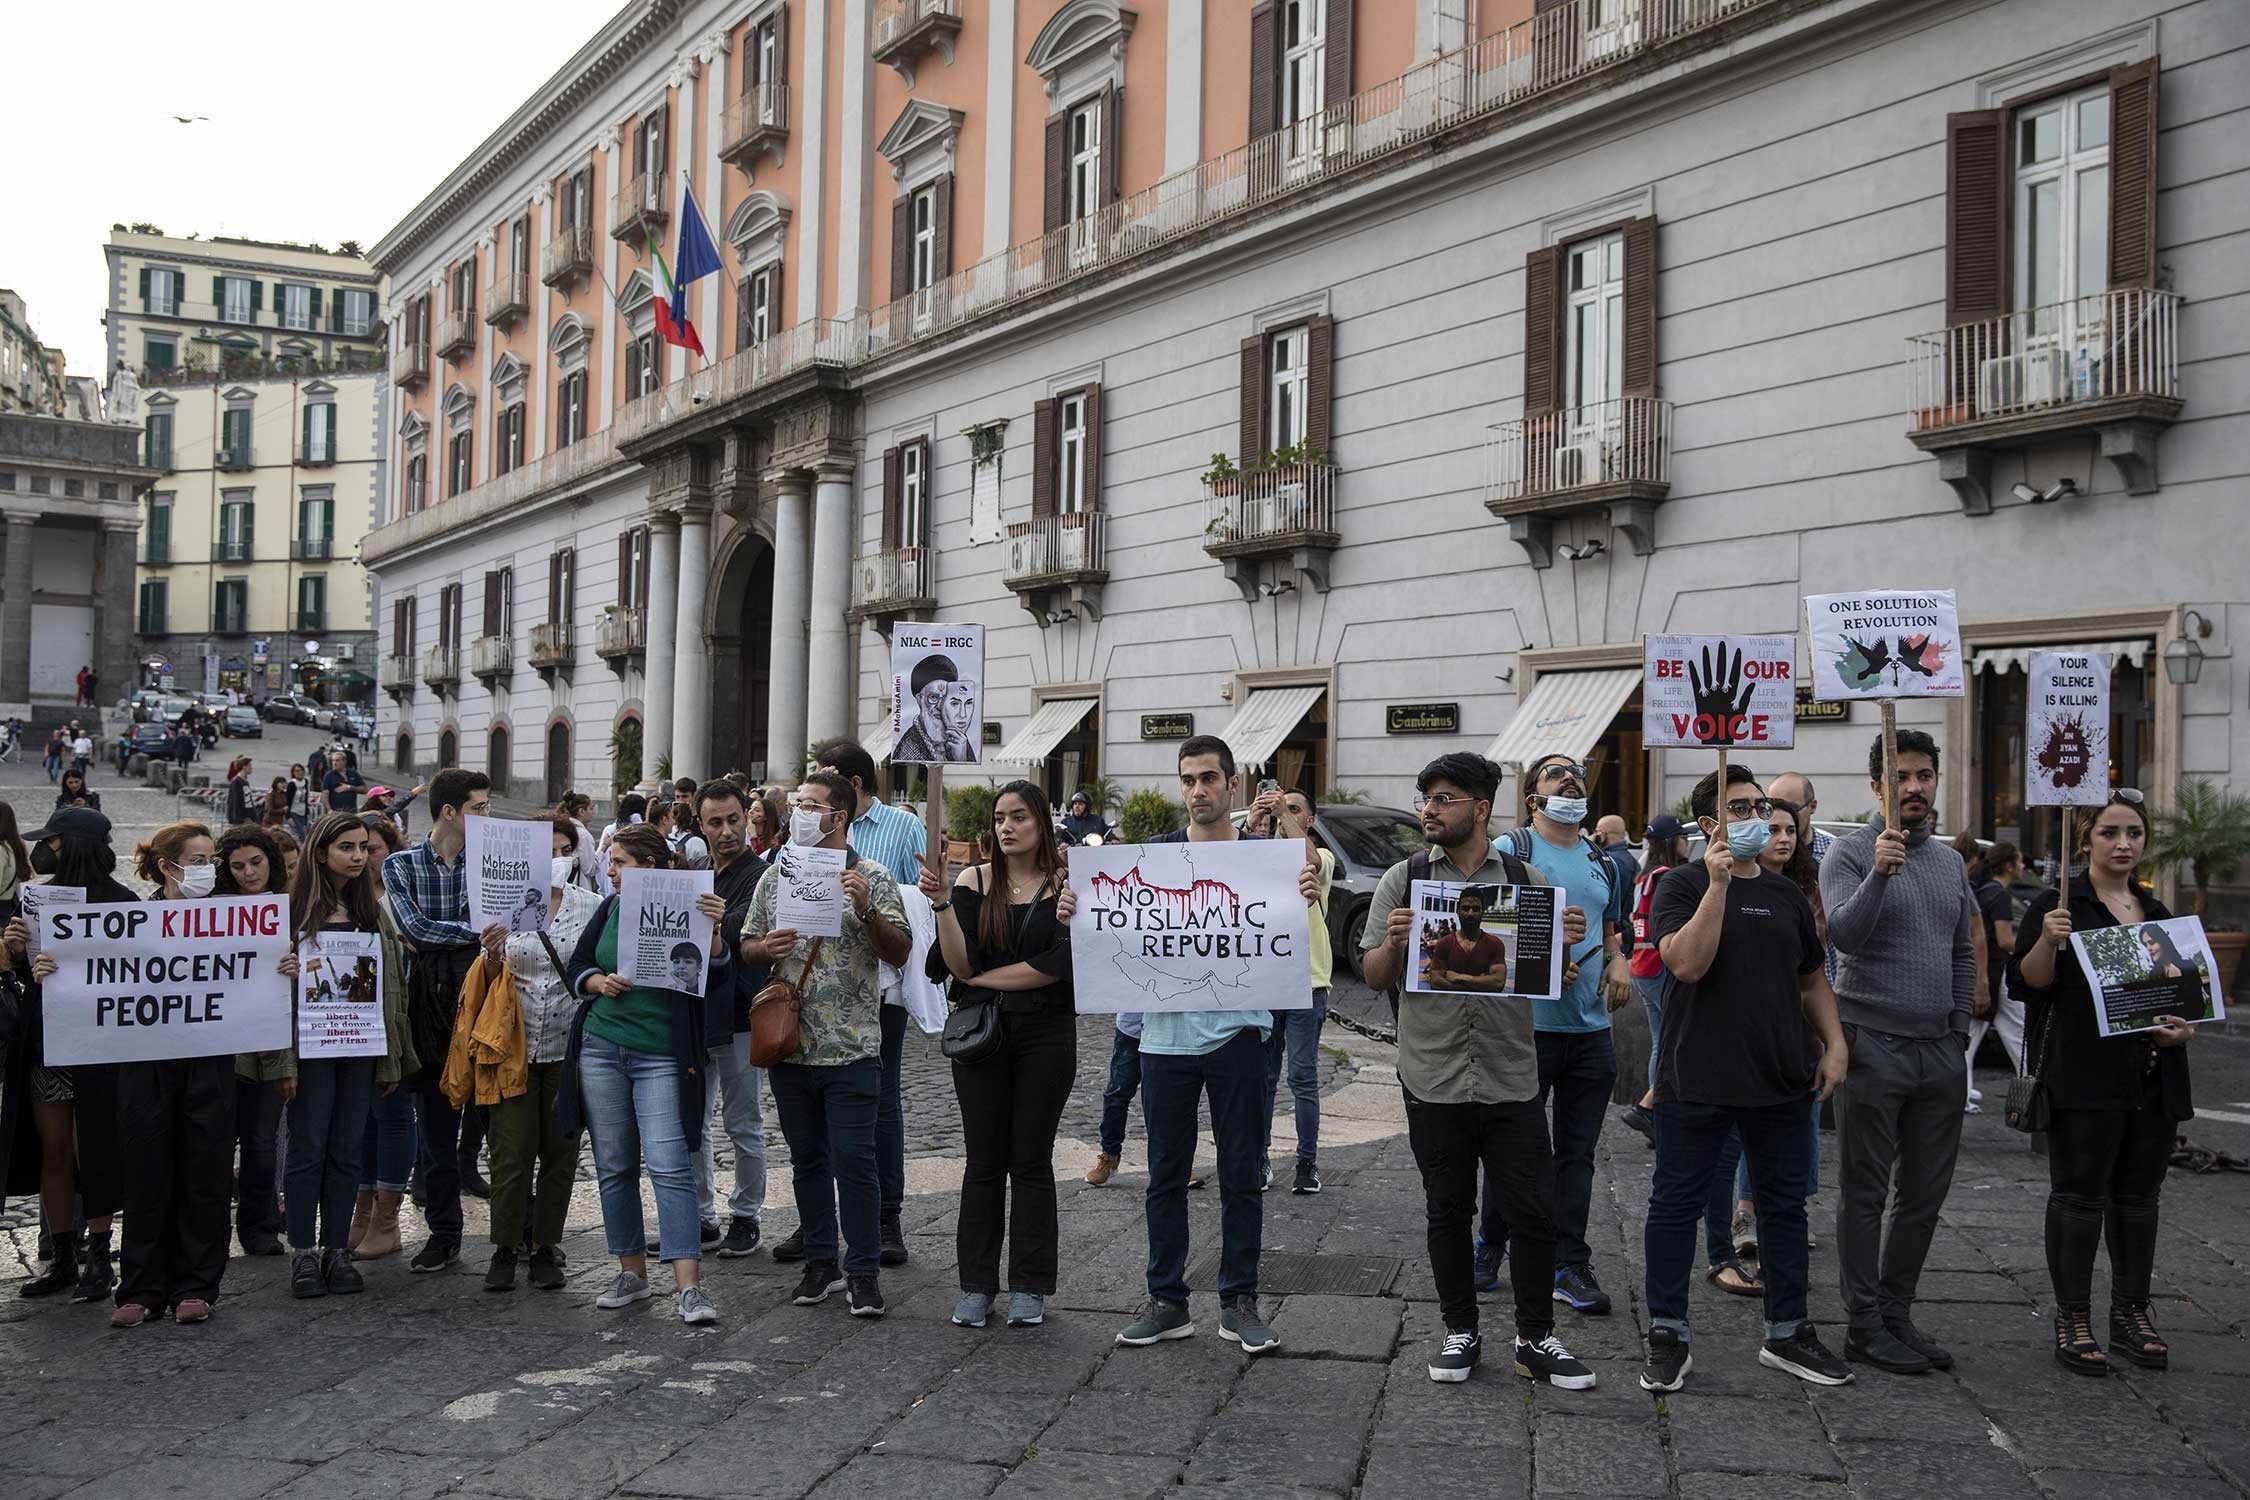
left=741, top=852, right=906, bottom=1067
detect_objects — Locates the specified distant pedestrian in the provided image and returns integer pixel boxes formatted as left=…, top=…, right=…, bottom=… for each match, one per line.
left=43, top=729, right=64, bottom=783
left=74, top=666, right=90, bottom=707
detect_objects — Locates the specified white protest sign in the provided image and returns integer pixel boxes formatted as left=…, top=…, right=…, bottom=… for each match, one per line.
left=1642, top=636, right=1797, bottom=750
left=19, top=884, right=84, bottom=960
left=620, top=868, right=714, bottom=996
left=467, top=815, right=548, bottom=934
left=41, top=895, right=291, bottom=1064
left=1066, top=839, right=1313, bottom=1015
left=1405, top=880, right=1565, bottom=1001
left=775, top=845, right=847, bottom=938
left=2026, top=652, right=2112, bottom=807
left=2070, top=916, right=2227, bottom=1036
left=296, top=930, right=386, bottom=1058
left=1805, top=590, right=1965, bottom=700
left=890, top=622, right=984, bottom=764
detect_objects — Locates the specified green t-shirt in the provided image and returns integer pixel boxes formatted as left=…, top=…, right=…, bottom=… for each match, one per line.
left=582, top=904, right=676, bottom=1057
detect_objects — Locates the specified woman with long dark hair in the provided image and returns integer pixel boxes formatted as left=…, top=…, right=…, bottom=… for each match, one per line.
left=0, top=800, right=29, bottom=916
left=55, top=767, right=100, bottom=812
left=217, top=824, right=289, bottom=1257
left=224, top=756, right=254, bottom=829
left=746, top=788, right=785, bottom=858
left=2010, top=791, right=2194, bottom=1376
left=920, top=780, right=1077, bottom=1330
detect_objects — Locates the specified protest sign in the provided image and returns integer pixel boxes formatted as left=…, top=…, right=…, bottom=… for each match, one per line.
left=1405, top=881, right=1563, bottom=1000
left=618, top=868, right=714, bottom=995
left=890, top=622, right=984, bottom=764
left=40, top=895, right=291, bottom=1064
left=19, top=883, right=84, bottom=959
left=2070, top=916, right=2227, bottom=1036
left=2026, top=651, right=2112, bottom=807
left=1642, top=636, right=1797, bottom=750
left=775, top=845, right=847, bottom=938
left=1066, top=839, right=1313, bottom=1015
left=296, top=930, right=386, bottom=1058
left=467, top=815, right=549, bottom=934
left=1805, top=590, right=1965, bottom=700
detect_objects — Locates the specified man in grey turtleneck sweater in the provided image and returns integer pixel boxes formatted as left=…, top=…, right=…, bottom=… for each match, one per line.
left=1818, top=728, right=1977, bottom=1377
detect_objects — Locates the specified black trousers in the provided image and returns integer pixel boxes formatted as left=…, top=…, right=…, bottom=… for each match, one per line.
left=1405, top=1087, right=1557, bottom=1339
left=233, top=1077, right=284, bottom=1248
left=406, top=945, right=479, bottom=1244
left=951, top=1006, right=1077, bottom=1296
left=2046, top=1101, right=2174, bottom=1308
left=116, top=1057, right=237, bottom=1311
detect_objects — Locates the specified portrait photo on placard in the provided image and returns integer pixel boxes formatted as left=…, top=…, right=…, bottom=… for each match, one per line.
left=2070, top=915, right=2229, bottom=1037
left=1404, top=880, right=1563, bottom=1000
left=890, top=623, right=985, bottom=765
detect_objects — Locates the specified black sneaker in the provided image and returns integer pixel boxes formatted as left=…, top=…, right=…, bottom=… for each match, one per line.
left=408, top=1239, right=460, bottom=1274
left=1640, top=1328, right=1692, bottom=1392
left=1884, top=1318, right=1954, bottom=1370
left=791, top=1261, right=845, bottom=1306
left=700, top=1219, right=722, bottom=1248
left=846, top=1275, right=886, bottom=1318
left=1428, top=1329, right=1482, bottom=1383
left=324, top=1248, right=364, bottom=1296
left=1472, top=1237, right=1502, bottom=1293
left=715, top=1217, right=762, bottom=1259
left=291, top=1249, right=328, bottom=1299
left=527, top=1247, right=567, bottom=1291
left=771, top=1227, right=806, bottom=1264
left=1292, top=1161, right=1322, bottom=1195
left=879, top=1212, right=909, bottom=1267
left=1616, top=1103, right=1656, bottom=1147
left=1553, top=1264, right=1612, bottom=1315
left=1514, top=1332, right=1597, bottom=1389
left=484, top=1247, right=519, bottom=1292
left=1843, top=1326, right=1930, bottom=1374
left=1762, top=1326, right=1854, bottom=1386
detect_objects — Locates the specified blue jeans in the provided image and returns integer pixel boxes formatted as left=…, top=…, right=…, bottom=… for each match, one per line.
left=286, top=1058, right=374, bottom=1251
left=695, top=1032, right=769, bottom=1224
left=1142, top=1028, right=1266, bottom=1304
left=1261, top=989, right=1329, bottom=1166
left=1634, top=973, right=1665, bottom=1087
left=579, top=1032, right=702, bottom=1264
left=1098, top=1028, right=1142, bottom=1156
left=769, top=1057, right=882, bottom=1276
left=1647, top=1097, right=1812, bottom=1342
left=359, top=1083, right=417, bottom=1193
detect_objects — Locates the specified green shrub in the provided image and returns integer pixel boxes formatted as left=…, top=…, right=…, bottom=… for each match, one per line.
left=945, top=782, right=998, bottom=845
left=1119, top=789, right=1188, bottom=842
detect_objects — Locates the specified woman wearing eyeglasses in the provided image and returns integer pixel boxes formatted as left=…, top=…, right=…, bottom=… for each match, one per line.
left=2008, top=790, right=2194, bottom=1377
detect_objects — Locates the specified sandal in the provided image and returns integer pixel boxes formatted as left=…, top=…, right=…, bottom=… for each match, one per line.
left=2052, top=1306, right=2108, bottom=1377
left=2109, top=1302, right=2169, bottom=1370
left=1706, top=1258, right=1764, bottom=1297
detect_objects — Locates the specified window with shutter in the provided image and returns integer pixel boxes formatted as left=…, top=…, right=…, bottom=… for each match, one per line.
left=1280, top=0, right=1326, bottom=160
left=1521, top=244, right=1563, bottom=417
left=483, top=572, right=503, bottom=637
left=1031, top=399, right=1057, bottom=518
left=2106, top=59, right=2159, bottom=290
left=891, top=196, right=915, bottom=301
left=901, top=441, right=928, bottom=548
left=1249, top=1, right=1279, bottom=138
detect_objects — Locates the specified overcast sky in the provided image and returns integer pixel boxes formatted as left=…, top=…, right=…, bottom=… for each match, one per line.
left=9, top=0, right=628, bottom=380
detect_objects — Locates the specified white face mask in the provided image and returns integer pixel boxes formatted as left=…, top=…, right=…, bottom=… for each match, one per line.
left=550, top=854, right=578, bottom=890
left=175, top=862, right=218, bottom=898
left=790, top=808, right=831, bottom=847
left=1541, top=794, right=1590, bottom=827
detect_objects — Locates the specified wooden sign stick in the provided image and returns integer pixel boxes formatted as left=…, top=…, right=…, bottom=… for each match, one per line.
left=1879, top=700, right=1899, bottom=829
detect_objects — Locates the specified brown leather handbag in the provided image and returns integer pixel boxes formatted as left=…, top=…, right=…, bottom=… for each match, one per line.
left=748, top=938, right=822, bottom=1068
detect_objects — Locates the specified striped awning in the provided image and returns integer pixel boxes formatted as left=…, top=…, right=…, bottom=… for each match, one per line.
left=1971, top=639, right=2152, bottom=675
left=992, top=697, right=1098, bottom=765
left=1484, top=668, right=1640, bottom=768
left=1217, top=685, right=1326, bottom=771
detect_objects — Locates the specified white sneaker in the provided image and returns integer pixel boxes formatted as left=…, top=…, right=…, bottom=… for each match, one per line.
left=676, top=1285, right=719, bottom=1325
left=1968, top=1086, right=1984, bottom=1103
left=596, top=1270, right=652, bottom=1309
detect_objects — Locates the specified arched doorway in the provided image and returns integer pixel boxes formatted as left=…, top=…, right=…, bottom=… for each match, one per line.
left=709, top=525, right=774, bottom=780
left=488, top=724, right=510, bottom=795
left=438, top=727, right=458, bottom=769
left=395, top=729, right=413, bottom=772
left=545, top=720, right=571, bottom=805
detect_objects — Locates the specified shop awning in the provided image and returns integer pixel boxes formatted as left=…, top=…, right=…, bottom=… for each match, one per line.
left=1484, top=668, right=1640, bottom=768
left=862, top=713, right=896, bottom=765
left=993, top=697, right=1098, bottom=765
left=1971, top=640, right=2153, bottom=675
left=1217, top=685, right=1326, bottom=771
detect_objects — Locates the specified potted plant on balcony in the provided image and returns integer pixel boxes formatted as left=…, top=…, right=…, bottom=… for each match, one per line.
left=2146, top=777, right=2250, bottom=991
left=1201, top=452, right=1242, bottom=498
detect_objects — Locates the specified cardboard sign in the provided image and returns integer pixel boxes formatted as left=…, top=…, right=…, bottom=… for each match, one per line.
left=2070, top=916, right=2227, bottom=1036
left=619, top=868, right=715, bottom=996
left=1067, top=839, right=1313, bottom=1014
left=2025, top=652, right=2112, bottom=807
left=890, top=622, right=984, bottom=764
left=1404, top=880, right=1563, bottom=1001
left=296, top=930, right=386, bottom=1059
left=40, top=896, right=292, bottom=1064
left=1805, top=590, right=1965, bottom=699
left=467, top=815, right=548, bottom=934
left=1642, top=636, right=1797, bottom=749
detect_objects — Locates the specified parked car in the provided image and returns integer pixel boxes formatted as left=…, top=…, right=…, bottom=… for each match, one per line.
left=224, top=705, right=263, bottom=739
left=1232, top=801, right=1427, bottom=980
left=262, top=692, right=322, bottom=725
left=125, top=722, right=175, bottom=758
left=158, top=696, right=195, bottom=725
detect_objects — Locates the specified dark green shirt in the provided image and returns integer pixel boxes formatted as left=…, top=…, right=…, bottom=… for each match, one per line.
left=582, top=906, right=676, bottom=1056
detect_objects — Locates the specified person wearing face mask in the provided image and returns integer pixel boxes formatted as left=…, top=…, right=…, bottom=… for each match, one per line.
left=1819, top=729, right=1978, bottom=1376
left=216, top=825, right=290, bottom=1259
left=1476, top=753, right=1631, bottom=1318
left=1638, top=767, right=1851, bottom=1393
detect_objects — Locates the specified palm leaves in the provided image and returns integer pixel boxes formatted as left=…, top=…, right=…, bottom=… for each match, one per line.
left=2145, top=778, right=2250, bottom=915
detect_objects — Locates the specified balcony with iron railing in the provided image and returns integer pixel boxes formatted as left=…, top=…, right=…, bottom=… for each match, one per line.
left=421, top=643, right=460, bottom=690
left=528, top=621, right=576, bottom=672
left=218, top=537, right=253, bottom=562
left=719, top=83, right=791, bottom=173
left=484, top=273, right=531, bottom=328
left=297, top=439, right=336, bottom=467
left=847, top=547, right=937, bottom=624
left=1906, top=288, right=2182, bottom=511
left=291, top=537, right=332, bottom=560
left=1201, top=461, right=1341, bottom=601
left=872, top=0, right=961, bottom=84
left=212, top=609, right=248, bottom=635
left=435, top=310, right=477, bottom=362
left=1483, top=396, right=1672, bottom=567
left=610, top=172, right=668, bottom=244
left=542, top=224, right=594, bottom=287
left=394, top=339, right=429, bottom=387
left=595, top=607, right=647, bottom=664
left=218, top=443, right=254, bottom=472
left=380, top=653, right=414, bottom=696
left=612, top=318, right=855, bottom=452
left=296, top=611, right=326, bottom=634
left=141, top=537, right=171, bottom=564
left=471, top=633, right=513, bottom=680
left=1002, top=513, right=1107, bottom=626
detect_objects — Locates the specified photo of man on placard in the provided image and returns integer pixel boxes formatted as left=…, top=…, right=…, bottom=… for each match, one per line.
left=1423, top=886, right=1511, bottom=992
left=895, top=652, right=978, bottom=763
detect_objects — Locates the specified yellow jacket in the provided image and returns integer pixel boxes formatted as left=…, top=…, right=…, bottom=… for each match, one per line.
left=441, top=953, right=529, bottom=1108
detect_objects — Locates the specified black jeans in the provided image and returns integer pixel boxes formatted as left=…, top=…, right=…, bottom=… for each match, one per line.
left=2046, top=1101, right=2173, bottom=1308
left=116, top=1057, right=237, bottom=1311
left=233, top=1076, right=285, bottom=1249
left=1098, top=1027, right=1142, bottom=1157
left=1645, top=1098, right=1811, bottom=1341
left=770, top=1057, right=882, bottom=1276
left=413, top=1076, right=465, bottom=1242
left=952, top=1005, right=1077, bottom=1295
left=1142, top=1028, right=1265, bottom=1305
left=1405, top=1087, right=1556, bottom=1339
left=879, top=1004, right=907, bottom=1219
left=1481, top=1028, right=1617, bottom=1271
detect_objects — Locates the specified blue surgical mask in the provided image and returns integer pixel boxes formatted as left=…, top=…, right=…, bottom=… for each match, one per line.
left=1540, top=795, right=1589, bottom=827
left=1725, top=817, right=1771, bottom=861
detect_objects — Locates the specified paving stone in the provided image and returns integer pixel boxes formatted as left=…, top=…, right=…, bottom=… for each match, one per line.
left=1907, top=1270, right=2038, bottom=1304
left=1232, top=1351, right=1386, bottom=1415
left=953, top=1322, right=1113, bottom=1392
left=262, top=1450, right=471, bottom=1500
left=0, top=1421, right=197, bottom=1478
left=987, top=1447, right=1180, bottom=1500
left=622, top=1416, right=869, bottom=1498
left=1803, top=1370, right=1994, bottom=1442
left=2031, top=1472, right=2245, bottom=1500
left=375, top=1372, right=627, bottom=1458
left=1987, top=1407, right=2219, bottom=1476
left=1087, top=1325, right=1253, bottom=1392
left=1037, top=1390, right=1224, bottom=1460
left=877, top=1383, right=1065, bottom=1466
left=58, top=1456, right=309, bottom=1500
left=1530, top=1415, right=1668, bottom=1498
left=1263, top=1292, right=1403, bottom=1361
left=1662, top=1394, right=1843, bottom=1478
left=1359, top=1442, right=1529, bottom=1500
left=810, top=1455, right=1006, bottom=1500
left=1674, top=1478, right=1848, bottom=1500
left=1834, top=1438, right=2043, bottom=1499
left=187, top=1383, right=458, bottom=1463
left=1182, top=1417, right=1366, bottom=1496
left=457, top=1418, right=694, bottom=1496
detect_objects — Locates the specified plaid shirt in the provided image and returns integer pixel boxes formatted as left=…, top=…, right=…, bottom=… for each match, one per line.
left=381, top=838, right=480, bottom=950
left=849, top=798, right=927, bottom=887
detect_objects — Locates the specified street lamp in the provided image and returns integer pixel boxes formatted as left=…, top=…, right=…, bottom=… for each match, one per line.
left=2162, top=609, right=2211, bottom=686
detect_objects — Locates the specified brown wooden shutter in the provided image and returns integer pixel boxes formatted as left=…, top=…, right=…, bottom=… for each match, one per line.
left=1325, top=0, right=1354, bottom=118
left=932, top=172, right=955, bottom=280
left=1080, top=385, right=1104, bottom=511
left=618, top=532, right=634, bottom=608
left=1101, top=85, right=1121, bottom=203
left=1031, top=399, right=1057, bottom=518
left=1240, top=334, right=1267, bottom=462
left=636, top=528, right=651, bottom=609
left=483, top=572, right=501, bottom=637
left=881, top=446, right=902, bottom=549
left=2107, top=58, right=2160, bottom=289
left=1533, top=0, right=1580, bottom=73
left=736, top=276, right=754, bottom=351
left=549, top=555, right=563, bottom=624
left=1305, top=315, right=1334, bottom=455
left=1043, top=113, right=1070, bottom=231
left=1944, top=109, right=2009, bottom=325
left=891, top=196, right=914, bottom=300
left=768, top=261, right=785, bottom=332
left=1248, top=1, right=1278, bottom=139
left=1522, top=245, right=1563, bottom=416
left=1621, top=217, right=1658, bottom=399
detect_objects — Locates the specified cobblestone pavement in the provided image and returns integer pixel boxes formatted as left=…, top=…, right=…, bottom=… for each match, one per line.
left=2, top=1006, right=2247, bottom=1500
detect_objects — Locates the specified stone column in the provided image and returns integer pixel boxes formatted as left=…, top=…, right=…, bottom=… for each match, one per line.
left=804, top=464, right=854, bottom=746
left=670, top=504, right=713, bottom=778
left=765, top=470, right=811, bottom=778
left=0, top=509, right=34, bottom=705
left=642, top=513, right=682, bottom=790
left=96, top=521, right=139, bottom=707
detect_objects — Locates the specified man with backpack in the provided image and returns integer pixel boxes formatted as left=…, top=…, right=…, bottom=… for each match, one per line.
left=1363, top=752, right=1596, bottom=1389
